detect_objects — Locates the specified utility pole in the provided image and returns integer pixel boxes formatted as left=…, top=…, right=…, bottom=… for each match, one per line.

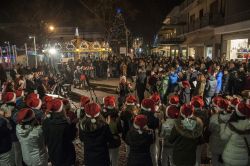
left=24, top=43, right=28, bottom=66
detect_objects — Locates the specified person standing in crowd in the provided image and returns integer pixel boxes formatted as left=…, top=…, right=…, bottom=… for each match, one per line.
left=79, top=103, right=114, bottom=166
left=161, top=105, right=179, bottom=166
left=169, top=104, right=203, bottom=166
left=204, top=73, right=217, bottom=107
left=136, top=68, right=147, bottom=104
left=178, top=81, right=191, bottom=104
left=193, top=73, right=206, bottom=97
left=1, top=92, right=23, bottom=166
left=0, top=111, right=14, bottom=166
left=220, top=101, right=250, bottom=166
left=215, top=67, right=223, bottom=95
left=16, top=108, right=48, bottom=166
left=42, top=99, right=77, bottom=166
left=209, top=97, right=232, bottom=166
left=222, top=68, right=230, bottom=95
left=140, top=98, right=159, bottom=166
left=125, top=114, right=154, bottom=166
left=102, top=96, right=122, bottom=166
left=117, top=76, right=133, bottom=108
left=0, top=64, right=7, bottom=88
left=25, top=74, right=37, bottom=95
left=168, top=67, right=178, bottom=94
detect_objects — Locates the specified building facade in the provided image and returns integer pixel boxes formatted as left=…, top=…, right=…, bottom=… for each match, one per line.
left=156, top=0, right=250, bottom=60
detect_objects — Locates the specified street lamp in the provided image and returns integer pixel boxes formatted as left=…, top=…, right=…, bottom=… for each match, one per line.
left=49, top=25, right=55, bottom=32
left=29, top=36, right=37, bottom=68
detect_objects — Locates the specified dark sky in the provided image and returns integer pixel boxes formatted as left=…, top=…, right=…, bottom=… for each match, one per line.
left=125, top=0, right=183, bottom=42
left=0, top=0, right=183, bottom=44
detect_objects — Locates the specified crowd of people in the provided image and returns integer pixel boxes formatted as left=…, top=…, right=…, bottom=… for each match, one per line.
left=0, top=56, right=250, bottom=166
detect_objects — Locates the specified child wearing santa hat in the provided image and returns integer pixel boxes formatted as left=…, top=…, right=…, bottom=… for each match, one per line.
left=125, top=114, right=154, bottom=166
left=16, top=108, right=48, bottom=166
left=1, top=92, right=23, bottom=166
left=79, top=103, right=114, bottom=166
left=169, top=104, right=203, bottom=166
left=220, top=101, right=250, bottom=166
left=102, top=96, right=122, bottom=166
left=209, top=98, right=232, bottom=166
left=42, top=98, right=77, bottom=166
left=161, top=105, right=180, bottom=166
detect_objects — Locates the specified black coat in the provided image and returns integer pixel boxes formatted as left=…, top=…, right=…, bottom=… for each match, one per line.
left=79, top=124, right=114, bottom=166
left=25, top=80, right=37, bottom=94
left=125, top=127, right=154, bottom=166
left=0, top=117, right=12, bottom=154
left=42, top=113, right=77, bottom=166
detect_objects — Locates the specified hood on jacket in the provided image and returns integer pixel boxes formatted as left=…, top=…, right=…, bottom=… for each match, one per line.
left=16, top=124, right=34, bottom=138
left=175, top=117, right=203, bottom=139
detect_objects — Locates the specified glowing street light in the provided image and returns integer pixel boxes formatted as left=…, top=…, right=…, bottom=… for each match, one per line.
left=49, top=25, right=55, bottom=32
left=48, top=48, right=57, bottom=55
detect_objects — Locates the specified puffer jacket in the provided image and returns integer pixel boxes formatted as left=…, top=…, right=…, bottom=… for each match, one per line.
left=169, top=117, right=203, bottom=166
left=16, top=125, right=48, bottom=166
left=216, top=71, right=223, bottom=94
left=205, top=75, right=217, bottom=97
left=161, top=118, right=175, bottom=147
left=209, top=112, right=232, bottom=154
left=220, top=119, right=250, bottom=166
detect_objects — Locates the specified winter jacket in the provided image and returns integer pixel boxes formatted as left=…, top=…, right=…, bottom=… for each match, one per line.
left=194, top=80, right=206, bottom=97
left=222, top=73, right=230, bottom=94
left=16, top=125, right=48, bottom=166
left=161, top=118, right=175, bottom=147
left=244, top=75, right=250, bottom=90
left=125, top=127, right=154, bottom=166
left=205, top=75, right=217, bottom=97
left=120, top=105, right=134, bottom=141
left=0, top=117, right=12, bottom=154
left=179, top=87, right=191, bottom=104
left=216, top=71, right=223, bottom=94
left=209, top=112, right=232, bottom=154
left=140, top=110, right=159, bottom=131
left=169, top=117, right=203, bottom=166
left=25, top=80, right=37, bottom=94
left=101, top=108, right=122, bottom=149
left=158, top=75, right=169, bottom=101
left=42, top=113, right=77, bottom=166
left=169, top=73, right=178, bottom=86
left=79, top=123, right=114, bottom=166
left=220, top=119, right=250, bottom=166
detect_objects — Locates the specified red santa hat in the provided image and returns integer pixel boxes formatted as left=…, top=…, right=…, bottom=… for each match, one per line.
left=216, top=99, right=229, bottom=112
left=26, top=97, right=42, bottom=110
left=103, top=96, right=116, bottom=109
left=133, top=114, right=148, bottom=134
left=80, top=96, right=90, bottom=109
left=235, top=102, right=250, bottom=117
left=48, top=99, right=64, bottom=113
left=179, top=81, right=191, bottom=89
left=15, top=89, right=24, bottom=98
left=126, top=95, right=137, bottom=105
left=4, top=92, right=16, bottom=103
left=230, top=97, right=241, bottom=108
left=191, top=96, right=204, bottom=110
left=151, top=93, right=161, bottom=105
left=16, top=108, right=35, bottom=124
left=84, top=103, right=101, bottom=123
left=180, top=104, right=194, bottom=118
left=166, top=105, right=180, bottom=119
left=27, top=92, right=39, bottom=100
left=212, top=96, right=223, bottom=107
left=141, top=98, right=155, bottom=112
left=43, top=95, right=53, bottom=103
left=169, top=95, right=179, bottom=106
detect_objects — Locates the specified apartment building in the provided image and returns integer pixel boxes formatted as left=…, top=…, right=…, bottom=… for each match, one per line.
left=156, top=0, right=250, bottom=60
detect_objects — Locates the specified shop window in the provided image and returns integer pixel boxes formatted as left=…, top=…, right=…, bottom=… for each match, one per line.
left=228, top=39, right=249, bottom=59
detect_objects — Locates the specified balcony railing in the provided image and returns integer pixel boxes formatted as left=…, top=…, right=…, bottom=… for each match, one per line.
left=158, top=37, right=185, bottom=45
left=182, top=13, right=224, bottom=33
left=180, top=0, right=196, bottom=11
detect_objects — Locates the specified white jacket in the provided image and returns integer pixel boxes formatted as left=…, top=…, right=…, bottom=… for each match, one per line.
left=220, top=119, right=250, bottom=166
left=209, top=113, right=231, bottom=154
left=16, top=125, right=48, bottom=166
left=161, top=118, right=175, bottom=147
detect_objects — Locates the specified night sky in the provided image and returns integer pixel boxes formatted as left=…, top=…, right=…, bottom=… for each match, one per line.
left=0, top=0, right=183, bottom=44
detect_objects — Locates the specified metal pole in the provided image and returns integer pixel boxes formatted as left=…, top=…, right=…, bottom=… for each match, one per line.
left=14, top=45, right=17, bottom=64
left=34, top=36, right=37, bottom=68
left=126, top=28, right=128, bottom=57
left=12, top=45, right=15, bottom=64
left=24, top=43, right=28, bottom=66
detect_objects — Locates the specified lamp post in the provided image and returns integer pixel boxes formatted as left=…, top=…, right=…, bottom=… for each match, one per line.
left=29, top=36, right=37, bottom=68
